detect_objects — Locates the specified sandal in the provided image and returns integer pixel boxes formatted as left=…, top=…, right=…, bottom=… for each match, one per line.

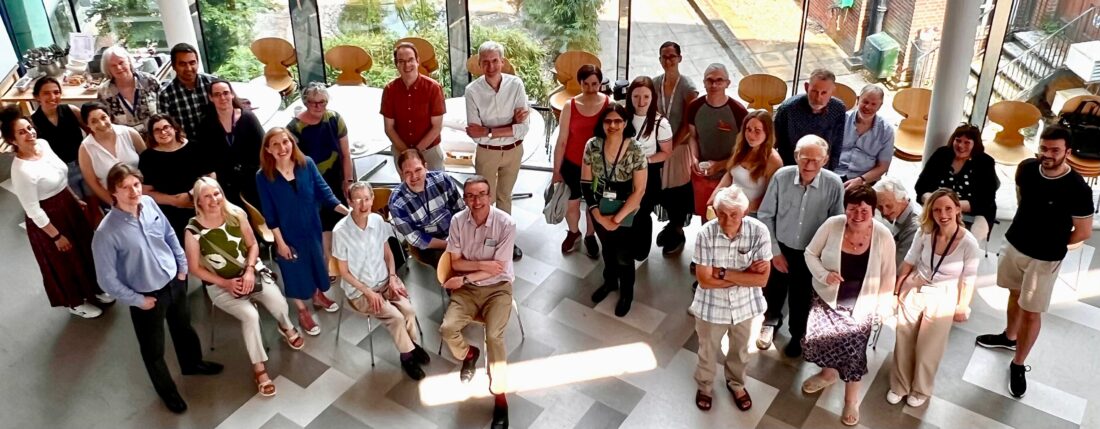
left=255, top=369, right=276, bottom=397
left=695, top=390, right=712, bottom=411
left=841, top=401, right=859, bottom=426
left=801, top=374, right=836, bottom=394
left=280, top=325, right=305, bottom=350
left=728, top=385, right=752, bottom=411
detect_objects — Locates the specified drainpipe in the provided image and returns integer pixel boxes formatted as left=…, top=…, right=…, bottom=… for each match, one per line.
left=869, top=0, right=889, bottom=35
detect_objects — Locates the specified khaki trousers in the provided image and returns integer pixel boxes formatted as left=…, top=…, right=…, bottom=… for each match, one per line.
left=694, top=317, right=754, bottom=395
left=440, top=281, right=513, bottom=394
left=207, top=282, right=292, bottom=364
left=347, top=288, right=420, bottom=354
left=889, top=283, right=958, bottom=400
left=474, top=145, right=522, bottom=213
left=392, top=144, right=445, bottom=172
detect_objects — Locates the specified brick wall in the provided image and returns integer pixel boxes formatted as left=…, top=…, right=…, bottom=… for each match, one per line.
left=806, top=0, right=871, bottom=53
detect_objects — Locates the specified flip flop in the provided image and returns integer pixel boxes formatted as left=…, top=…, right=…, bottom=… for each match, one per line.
left=801, top=374, right=837, bottom=394
left=728, top=385, right=752, bottom=411
left=695, top=390, right=712, bottom=411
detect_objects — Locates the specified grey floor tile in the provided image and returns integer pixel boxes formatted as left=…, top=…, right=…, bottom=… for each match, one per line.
left=261, top=414, right=305, bottom=429
left=304, top=406, right=372, bottom=429
left=573, top=401, right=628, bottom=429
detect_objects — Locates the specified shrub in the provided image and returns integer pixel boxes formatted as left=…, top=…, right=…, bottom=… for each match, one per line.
left=339, top=0, right=386, bottom=34
left=199, top=0, right=274, bottom=72
left=472, top=26, right=551, bottom=102
left=520, top=0, right=601, bottom=55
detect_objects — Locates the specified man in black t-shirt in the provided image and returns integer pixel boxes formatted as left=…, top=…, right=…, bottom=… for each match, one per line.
left=976, top=126, right=1094, bottom=399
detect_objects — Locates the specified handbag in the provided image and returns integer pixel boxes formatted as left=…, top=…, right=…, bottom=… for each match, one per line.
left=187, top=223, right=269, bottom=298
left=598, top=197, right=637, bottom=227
left=1059, top=100, right=1100, bottom=159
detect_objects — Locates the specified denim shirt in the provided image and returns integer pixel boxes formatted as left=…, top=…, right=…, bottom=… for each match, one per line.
left=835, top=111, right=894, bottom=179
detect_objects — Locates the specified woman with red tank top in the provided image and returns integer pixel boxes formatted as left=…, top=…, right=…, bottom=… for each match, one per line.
left=552, top=64, right=609, bottom=259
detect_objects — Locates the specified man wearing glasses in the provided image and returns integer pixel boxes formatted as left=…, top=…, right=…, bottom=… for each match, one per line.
left=685, top=63, right=748, bottom=223
left=381, top=42, right=447, bottom=171
left=773, top=69, right=847, bottom=169
left=756, top=135, right=844, bottom=357
left=439, top=176, right=517, bottom=429
left=388, top=149, right=465, bottom=267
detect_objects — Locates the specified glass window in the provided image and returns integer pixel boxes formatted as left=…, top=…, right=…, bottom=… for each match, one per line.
left=76, top=0, right=169, bottom=50
left=196, top=0, right=291, bottom=83
left=3, top=0, right=56, bottom=53
left=43, top=0, right=78, bottom=48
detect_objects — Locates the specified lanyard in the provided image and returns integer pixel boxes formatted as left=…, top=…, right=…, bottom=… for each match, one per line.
left=117, top=86, right=140, bottom=116
left=928, top=227, right=960, bottom=282
left=602, top=138, right=629, bottom=190
left=225, top=109, right=239, bottom=147
left=659, top=74, right=679, bottom=118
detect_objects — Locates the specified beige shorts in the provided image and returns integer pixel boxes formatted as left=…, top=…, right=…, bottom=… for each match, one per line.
left=997, top=243, right=1062, bottom=313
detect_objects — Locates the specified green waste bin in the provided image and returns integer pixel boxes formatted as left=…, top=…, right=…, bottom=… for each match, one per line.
left=862, top=32, right=900, bottom=80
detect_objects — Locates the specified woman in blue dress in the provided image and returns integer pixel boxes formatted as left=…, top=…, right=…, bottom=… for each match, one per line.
left=256, top=128, right=349, bottom=335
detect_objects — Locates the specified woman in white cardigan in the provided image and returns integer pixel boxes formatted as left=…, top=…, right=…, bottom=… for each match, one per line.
left=801, top=184, right=896, bottom=426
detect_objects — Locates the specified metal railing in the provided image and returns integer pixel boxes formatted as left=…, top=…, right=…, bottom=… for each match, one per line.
left=993, top=6, right=1097, bottom=101
left=910, top=41, right=940, bottom=89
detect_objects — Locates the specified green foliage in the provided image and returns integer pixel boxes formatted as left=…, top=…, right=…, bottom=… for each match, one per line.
left=395, top=0, right=442, bottom=34
left=214, top=46, right=264, bottom=83
left=200, top=0, right=273, bottom=72
left=339, top=0, right=386, bottom=34
left=472, top=26, right=551, bottom=102
left=520, top=0, right=601, bottom=55
left=86, top=0, right=161, bottom=47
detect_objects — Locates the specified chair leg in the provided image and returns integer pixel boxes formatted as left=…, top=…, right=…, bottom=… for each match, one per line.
left=335, top=294, right=345, bottom=350
left=367, top=317, right=375, bottom=367
left=438, top=288, right=447, bottom=355
left=205, top=286, right=216, bottom=351
left=512, top=299, right=526, bottom=342
left=414, top=315, right=425, bottom=347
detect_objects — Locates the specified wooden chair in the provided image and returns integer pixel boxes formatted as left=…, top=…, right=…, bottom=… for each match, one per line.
left=435, top=251, right=526, bottom=355
left=325, top=45, right=372, bottom=86
left=892, top=87, right=932, bottom=162
left=834, top=82, right=857, bottom=111
left=466, top=53, right=516, bottom=77
left=548, top=51, right=601, bottom=118
left=250, top=38, right=297, bottom=94
left=737, top=74, right=787, bottom=112
left=984, top=100, right=1042, bottom=165
left=241, top=196, right=275, bottom=262
left=1060, top=94, right=1100, bottom=116
left=396, top=37, right=438, bottom=75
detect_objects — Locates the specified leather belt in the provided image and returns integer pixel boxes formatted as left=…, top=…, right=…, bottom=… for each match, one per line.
left=477, top=140, right=523, bottom=151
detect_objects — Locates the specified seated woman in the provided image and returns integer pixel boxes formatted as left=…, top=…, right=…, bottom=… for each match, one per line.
left=77, top=102, right=146, bottom=205
left=139, top=114, right=215, bottom=238
left=914, top=123, right=998, bottom=241
left=802, top=185, right=896, bottom=427
left=708, top=110, right=782, bottom=215
left=3, top=106, right=110, bottom=318
left=888, top=188, right=979, bottom=407
left=183, top=177, right=304, bottom=398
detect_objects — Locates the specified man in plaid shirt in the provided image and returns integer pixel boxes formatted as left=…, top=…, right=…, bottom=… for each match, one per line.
left=388, top=149, right=465, bottom=266
left=158, top=43, right=216, bottom=138
left=690, top=185, right=771, bottom=412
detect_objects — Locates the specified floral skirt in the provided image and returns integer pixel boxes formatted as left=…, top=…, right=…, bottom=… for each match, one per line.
left=802, top=294, right=872, bottom=382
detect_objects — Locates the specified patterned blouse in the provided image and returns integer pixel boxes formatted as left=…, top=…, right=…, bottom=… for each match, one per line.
left=186, top=216, right=249, bottom=280
left=583, top=136, right=647, bottom=194
left=97, top=71, right=162, bottom=133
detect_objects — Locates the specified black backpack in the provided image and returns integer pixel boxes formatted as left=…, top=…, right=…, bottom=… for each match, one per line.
left=1058, top=99, right=1100, bottom=159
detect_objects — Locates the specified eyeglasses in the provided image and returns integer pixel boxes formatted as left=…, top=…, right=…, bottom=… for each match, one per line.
left=797, top=155, right=824, bottom=164
left=349, top=197, right=372, bottom=204
left=153, top=125, right=174, bottom=134
left=306, top=100, right=328, bottom=107
left=463, top=191, right=490, bottom=200
left=395, top=59, right=417, bottom=66
left=703, top=78, right=728, bottom=85
left=603, top=118, right=625, bottom=125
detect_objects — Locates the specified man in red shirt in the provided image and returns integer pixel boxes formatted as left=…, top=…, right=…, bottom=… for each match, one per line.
left=380, top=42, right=447, bottom=171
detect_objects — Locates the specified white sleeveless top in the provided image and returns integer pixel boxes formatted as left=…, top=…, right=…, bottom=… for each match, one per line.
left=81, top=124, right=140, bottom=187
left=729, top=165, right=766, bottom=203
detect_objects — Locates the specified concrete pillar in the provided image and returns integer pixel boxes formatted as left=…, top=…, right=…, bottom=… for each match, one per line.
left=923, top=0, right=982, bottom=161
left=155, top=0, right=199, bottom=52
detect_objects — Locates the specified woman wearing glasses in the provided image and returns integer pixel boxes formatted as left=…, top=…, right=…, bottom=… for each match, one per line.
left=581, top=104, right=648, bottom=317
left=196, top=79, right=266, bottom=207
left=138, top=114, right=215, bottom=237
left=914, top=124, right=999, bottom=241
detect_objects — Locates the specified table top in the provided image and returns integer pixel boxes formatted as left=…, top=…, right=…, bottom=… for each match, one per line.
left=231, top=81, right=281, bottom=126
left=1, top=81, right=99, bottom=103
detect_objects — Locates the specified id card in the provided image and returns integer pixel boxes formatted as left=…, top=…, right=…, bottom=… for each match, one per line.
left=484, top=238, right=498, bottom=247
left=603, top=191, right=617, bottom=200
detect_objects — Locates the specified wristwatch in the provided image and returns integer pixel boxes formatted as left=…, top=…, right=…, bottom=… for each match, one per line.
left=718, top=268, right=727, bottom=279
left=462, top=275, right=470, bottom=285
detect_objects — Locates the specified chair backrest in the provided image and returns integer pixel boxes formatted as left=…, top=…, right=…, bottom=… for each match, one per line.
left=893, top=87, right=932, bottom=132
left=325, top=45, right=372, bottom=86
left=250, top=38, right=297, bottom=91
left=396, top=37, right=438, bottom=75
left=240, top=196, right=275, bottom=244
left=371, top=187, right=393, bottom=216
left=737, top=74, right=787, bottom=112
left=1061, top=94, right=1100, bottom=116
left=987, top=100, right=1042, bottom=146
left=833, top=82, right=857, bottom=111
left=436, top=251, right=452, bottom=284
left=553, top=51, right=601, bottom=93
left=466, top=54, right=516, bottom=77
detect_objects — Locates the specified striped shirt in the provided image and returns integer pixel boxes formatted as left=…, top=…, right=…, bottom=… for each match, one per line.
left=690, top=217, right=772, bottom=325
left=158, top=73, right=215, bottom=138
left=389, top=171, right=465, bottom=249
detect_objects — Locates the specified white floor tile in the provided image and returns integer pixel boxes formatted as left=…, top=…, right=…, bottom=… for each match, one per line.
left=963, top=347, right=1087, bottom=424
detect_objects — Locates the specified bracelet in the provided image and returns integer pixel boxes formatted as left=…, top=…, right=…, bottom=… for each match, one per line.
left=858, top=176, right=866, bottom=183
left=51, top=234, right=63, bottom=242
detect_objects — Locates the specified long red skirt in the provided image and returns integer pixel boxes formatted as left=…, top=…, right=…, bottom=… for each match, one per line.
left=25, top=191, right=102, bottom=308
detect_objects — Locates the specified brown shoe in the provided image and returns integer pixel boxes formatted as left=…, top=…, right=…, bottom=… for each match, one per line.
left=313, top=290, right=338, bottom=312
left=561, top=230, right=582, bottom=253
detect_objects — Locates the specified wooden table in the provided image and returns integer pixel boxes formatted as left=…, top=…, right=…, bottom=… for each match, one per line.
left=1, top=82, right=99, bottom=115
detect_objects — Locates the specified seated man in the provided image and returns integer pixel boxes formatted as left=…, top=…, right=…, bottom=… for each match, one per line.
left=873, top=176, right=920, bottom=268
left=691, top=185, right=771, bottom=412
left=389, top=149, right=465, bottom=265
left=836, top=85, right=894, bottom=188
left=334, top=181, right=430, bottom=380
left=439, top=176, right=517, bottom=429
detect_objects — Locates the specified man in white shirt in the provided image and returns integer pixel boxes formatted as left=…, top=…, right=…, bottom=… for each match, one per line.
left=465, top=40, right=529, bottom=260
left=333, top=182, right=429, bottom=380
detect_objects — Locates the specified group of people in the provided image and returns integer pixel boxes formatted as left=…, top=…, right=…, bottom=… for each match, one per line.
left=4, top=36, right=1094, bottom=429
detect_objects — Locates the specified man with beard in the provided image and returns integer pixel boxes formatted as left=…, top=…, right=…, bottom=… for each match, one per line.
left=381, top=42, right=446, bottom=171
left=976, top=126, right=1093, bottom=398
left=773, top=69, right=846, bottom=169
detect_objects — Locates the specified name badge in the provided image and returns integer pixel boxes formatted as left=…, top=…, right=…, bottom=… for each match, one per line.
left=484, top=238, right=498, bottom=247
left=603, top=191, right=617, bottom=200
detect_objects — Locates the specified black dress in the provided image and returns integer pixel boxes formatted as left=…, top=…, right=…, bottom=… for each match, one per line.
left=914, top=146, right=999, bottom=226
left=31, top=105, right=84, bottom=164
left=196, top=108, right=266, bottom=207
left=138, top=141, right=216, bottom=238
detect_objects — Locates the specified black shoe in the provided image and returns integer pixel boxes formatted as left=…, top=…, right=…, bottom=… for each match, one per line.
left=491, top=399, right=509, bottom=429
left=662, top=231, right=685, bottom=255
left=1009, top=363, right=1030, bottom=398
left=400, top=357, right=426, bottom=381
left=614, top=296, right=632, bottom=317
left=412, top=344, right=431, bottom=365
left=460, top=346, right=480, bottom=383
left=181, top=360, right=224, bottom=376
left=656, top=228, right=669, bottom=247
left=584, top=236, right=600, bottom=259
left=161, top=393, right=188, bottom=414
left=784, top=341, right=802, bottom=358
left=591, top=284, right=616, bottom=304
left=512, top=246, right=523, bottom=261
left=976, top=332, right=1017, bottom=351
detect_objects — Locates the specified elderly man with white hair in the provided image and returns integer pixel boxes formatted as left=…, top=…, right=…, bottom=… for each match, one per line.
left=756, top=135, right=844, bottom=357
left=465, top=40, right=529, bottom=260
left=97, top=46, right=161, bottom=132
left=873, top=176, right=921, bottom=268
left=691, top=185, right=772, bottom=412
left=837, top=85, right=894, bottom=189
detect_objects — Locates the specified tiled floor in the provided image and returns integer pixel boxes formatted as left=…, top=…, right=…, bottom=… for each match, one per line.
left=2, top=166, right=1099, bottom=429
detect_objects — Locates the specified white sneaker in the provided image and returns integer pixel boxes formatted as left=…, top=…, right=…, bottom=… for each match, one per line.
left=94, top=293, right=115, bottom=304
left=69, top=303, right=103, bottom=319
left=906, top=395, right=927, bottom=407
left=886, top=391, right=904, bottom=405
left=756, top=326, right=775, bottom=350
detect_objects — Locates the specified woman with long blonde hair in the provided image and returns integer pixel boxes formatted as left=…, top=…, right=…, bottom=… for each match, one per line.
left=708, top=110, right=782, bottom=215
